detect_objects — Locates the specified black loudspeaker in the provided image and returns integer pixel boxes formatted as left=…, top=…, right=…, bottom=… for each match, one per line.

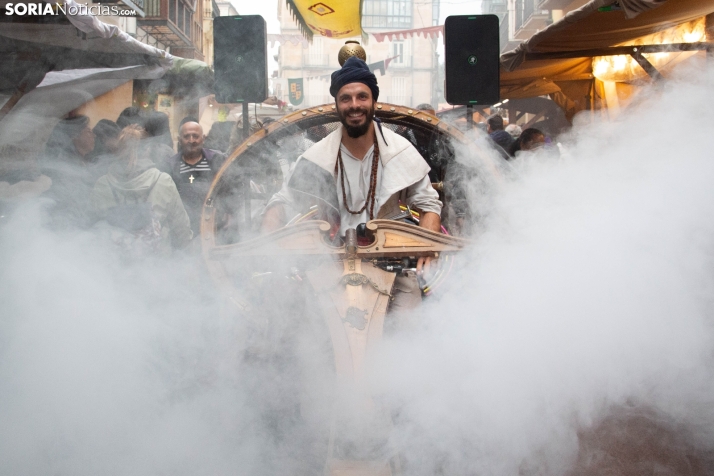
left=214, top=15, right=268, bottom=103
left=444, top=15, right=500, bottom=106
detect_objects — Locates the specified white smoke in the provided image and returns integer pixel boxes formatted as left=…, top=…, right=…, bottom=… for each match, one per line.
left=1, top=60, right=714, bottom=475
left=369, top=59, right=714, bottom=473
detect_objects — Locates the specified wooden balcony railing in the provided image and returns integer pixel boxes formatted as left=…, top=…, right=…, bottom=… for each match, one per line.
left=139, top=0, right=202, bottom=50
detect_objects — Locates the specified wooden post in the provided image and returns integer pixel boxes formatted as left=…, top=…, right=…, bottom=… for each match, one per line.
left=0, top=66, right=47, bottom=124
left=0, top=85, right=28, bottom=124
left=704, top=13, right=714, bottom=62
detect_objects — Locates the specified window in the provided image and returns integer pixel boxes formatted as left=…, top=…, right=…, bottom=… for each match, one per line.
left=184, top=8, right=192, bottom=36
left=362, top=0, right=412, bottom=29
left=307, top=79, right=329, bottom=107
left=177, top=3, right=184, bottom=33
left=391, top=76, right=408, bottom=104
left=392, top=42, right=403, bottom=63
left=304, top=37, right=328, bottom=66
left=171, top=0, right=193, bottom=38
left=390, top=40, right=411, bottom=67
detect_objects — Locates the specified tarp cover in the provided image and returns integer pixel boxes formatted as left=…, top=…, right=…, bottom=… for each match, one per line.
left=1, top=0, right=171, bottom=61
left=0, top=65, right=166, bottom=147
left=0, top=0, right=177, bottom=99
left=0, top=0, right=212, bottom=127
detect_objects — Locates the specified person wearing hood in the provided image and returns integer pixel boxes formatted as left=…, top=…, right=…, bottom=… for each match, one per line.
left=88, top=119, right=122, bottom=181
left=91, top=125, right=193, bottom=253
left=141, top=111, right=175, bottom=165
left=41, top=115, right=97, bottom=228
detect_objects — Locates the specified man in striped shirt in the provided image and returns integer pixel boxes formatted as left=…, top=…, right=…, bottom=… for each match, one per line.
left=161, top=121, right=225, bottom=235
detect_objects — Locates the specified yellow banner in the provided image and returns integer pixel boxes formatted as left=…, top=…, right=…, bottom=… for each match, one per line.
left=287, top=0, right=362, bottom=39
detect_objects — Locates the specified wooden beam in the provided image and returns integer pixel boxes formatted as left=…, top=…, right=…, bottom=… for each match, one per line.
left=524, top=42, right=714, bottom=61
left=630, top=51, right=663, bottom=81
left=523, top=109, right=546, bottom=129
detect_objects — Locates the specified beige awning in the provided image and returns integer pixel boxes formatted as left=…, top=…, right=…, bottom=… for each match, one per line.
left=498, top=0, right=714, bottom=118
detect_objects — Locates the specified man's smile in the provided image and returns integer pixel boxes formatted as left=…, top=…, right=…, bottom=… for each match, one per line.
left=346, top=110, right=366, bottom=122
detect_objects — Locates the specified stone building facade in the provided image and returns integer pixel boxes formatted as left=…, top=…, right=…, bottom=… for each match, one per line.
left=275, top=0, right=441, bottom=109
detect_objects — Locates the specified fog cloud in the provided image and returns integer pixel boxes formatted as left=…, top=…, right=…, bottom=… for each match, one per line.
left=1, top=61, right=714, bottom=475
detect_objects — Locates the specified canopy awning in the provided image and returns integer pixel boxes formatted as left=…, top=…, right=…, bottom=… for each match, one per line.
left=0, top=0, right=219, bottom=175
left=0, top=0, right=213, bottom=128
left=0, top=65, right=166, bottom=147
left=0, top=0, right=174, bottom=96
left=498, top=0, right=714, bottom=118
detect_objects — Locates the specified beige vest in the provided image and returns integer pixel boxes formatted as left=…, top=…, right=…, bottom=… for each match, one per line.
left=299, top=122, right=431, bottom=219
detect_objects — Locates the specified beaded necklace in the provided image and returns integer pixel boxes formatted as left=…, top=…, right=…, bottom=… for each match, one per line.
left=336, top=133, right=380, bottom=220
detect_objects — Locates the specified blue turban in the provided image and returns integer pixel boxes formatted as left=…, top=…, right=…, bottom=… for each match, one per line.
left=329, top=56, right=379, bottom=101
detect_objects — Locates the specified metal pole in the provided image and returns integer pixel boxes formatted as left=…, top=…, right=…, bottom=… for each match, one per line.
left=242, top=101, right=250, bottom=141
left=466, top=105, right=474, bottom=130
left=243, top=174, right=251, bottom=225
left=241, top=101, right=251, bottom=224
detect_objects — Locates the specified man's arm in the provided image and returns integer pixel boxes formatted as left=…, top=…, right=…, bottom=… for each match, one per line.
left=416, top=211, right=441, bottom=276
left=419, top=211, right=441, bottom=233
left=260, top=203, right=286, bottom=233
left=404, top=175, right=442, bottom=220
left=404, top=176, right=443, bottom=276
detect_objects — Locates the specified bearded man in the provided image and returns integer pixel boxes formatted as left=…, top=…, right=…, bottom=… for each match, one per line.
left=261, top=57, right=442, bottom=308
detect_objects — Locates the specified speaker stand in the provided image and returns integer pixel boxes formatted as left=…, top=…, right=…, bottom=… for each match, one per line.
left=466, top=104, right=474, bottom=130
left=242, top=102, right=250, bottom=139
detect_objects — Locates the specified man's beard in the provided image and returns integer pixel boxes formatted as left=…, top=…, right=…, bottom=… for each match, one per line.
left=338, top=104, right=375, bottom=138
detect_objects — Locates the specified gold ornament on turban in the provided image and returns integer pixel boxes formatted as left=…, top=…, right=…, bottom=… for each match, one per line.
left=338, top=41, right=367, bottom=66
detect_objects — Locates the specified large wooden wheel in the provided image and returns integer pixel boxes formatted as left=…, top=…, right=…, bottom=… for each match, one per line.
left=200, top=102, right=500, bottom=279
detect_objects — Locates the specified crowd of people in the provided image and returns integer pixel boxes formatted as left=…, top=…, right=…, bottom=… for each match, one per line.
left=413, top=103, right=552, bottom=159
left=35, top=108, right=232, bottom=256
left=1, top=95, right=553, bottom=261
left=484, top=113, right=548, bottom=158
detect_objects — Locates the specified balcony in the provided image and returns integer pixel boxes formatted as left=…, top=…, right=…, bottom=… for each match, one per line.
left=100, top=0, right=146, bottom=17
left=499, top=14, right=508, bottom=52
left=302, top=54, right=330, bottom=67
left=513, top=0, right=551, bottom=40
left=384, top=96, right=412, bottom=107
left=498, top=12, right=522, bottom=53
left=138, top=0, right=195, bottom=48
left=486, top=0, right=507, bottom=14
left=537, top=0, right=573, bottom=9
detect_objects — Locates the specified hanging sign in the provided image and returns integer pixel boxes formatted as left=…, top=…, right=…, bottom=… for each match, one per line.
left=289, top=78, right=304, bottom=105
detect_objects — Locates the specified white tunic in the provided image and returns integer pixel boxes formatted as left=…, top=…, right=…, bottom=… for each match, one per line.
left=336, top=144, right=440, bottom=235
left=267, top=123, right=442, bottom=236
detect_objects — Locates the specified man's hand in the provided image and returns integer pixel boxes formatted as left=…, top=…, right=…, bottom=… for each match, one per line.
left=416, top=211, right=441, bottom=277
left=416, top=255, right=436, bottom=278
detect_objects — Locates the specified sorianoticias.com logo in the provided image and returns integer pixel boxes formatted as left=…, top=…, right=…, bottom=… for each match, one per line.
left=4, top=2, right=137, bottom=16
